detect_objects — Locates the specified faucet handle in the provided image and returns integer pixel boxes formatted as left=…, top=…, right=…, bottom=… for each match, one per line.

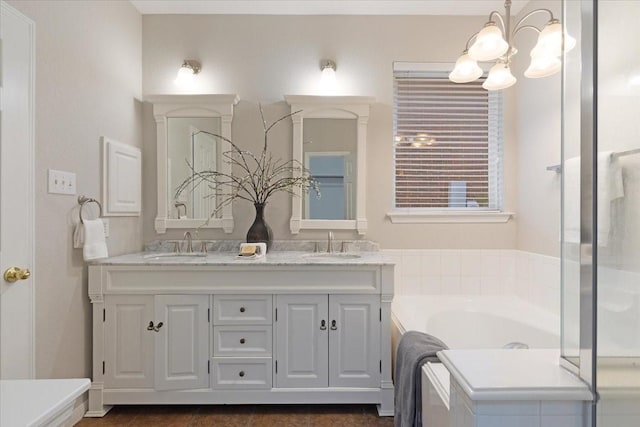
left=173, top=240, right=181, bottom=253
left=341, top=241, right=353, bottom=253
left=313, top=241, right=320, bottom=253
left=200, top=241, right=208, bottom=254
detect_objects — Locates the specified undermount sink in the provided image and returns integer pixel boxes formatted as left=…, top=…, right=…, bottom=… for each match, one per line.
left=301, top=253, right=362, bottom=260
left=143, top=252, right=207, bottom=260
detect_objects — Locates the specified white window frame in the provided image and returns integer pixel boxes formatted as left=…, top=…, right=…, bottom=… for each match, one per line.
left=387, top=62, right=513, bottom=224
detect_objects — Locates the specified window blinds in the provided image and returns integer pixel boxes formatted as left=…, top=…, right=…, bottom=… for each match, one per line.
left=393, top=71, right=503, bottom=210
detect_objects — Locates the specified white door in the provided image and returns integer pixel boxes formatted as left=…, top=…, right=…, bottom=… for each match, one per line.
left=104, top=296, right=154, bottom=388
left=154, top=295, right=209, bottom=391
left=275, top=294, right=328, bottom=388
left=329, top=294, right=380, bottom=388
left=0, top=1, right=35, bottom=379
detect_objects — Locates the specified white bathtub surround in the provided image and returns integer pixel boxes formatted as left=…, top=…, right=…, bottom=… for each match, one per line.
left=384, top=249, right=561, bottom=315
left=392, top=295, right=559, bottom=350
left=435, top=350, right=592, bottom=427
left=0, top=378, right=90, bottom=427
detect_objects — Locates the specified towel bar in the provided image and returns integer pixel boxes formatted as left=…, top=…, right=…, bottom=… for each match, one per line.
left=78, top=195, right=102, bottom=223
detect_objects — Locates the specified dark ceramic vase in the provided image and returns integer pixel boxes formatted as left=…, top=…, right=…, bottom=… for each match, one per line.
left=246, top=202, right=273, bottom=252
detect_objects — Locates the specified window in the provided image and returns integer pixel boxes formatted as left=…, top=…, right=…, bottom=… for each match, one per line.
left=392, top=65, right=504, bottom=216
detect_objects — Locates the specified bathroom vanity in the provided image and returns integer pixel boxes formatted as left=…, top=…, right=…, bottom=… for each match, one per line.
left=86, top=251, right=394, bottom=417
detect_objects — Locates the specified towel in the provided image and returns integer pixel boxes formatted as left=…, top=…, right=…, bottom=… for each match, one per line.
left=82, top=219, right=108, bottom=261
left=394, top=331, right=449, bottom=427
left=73, top=223, right=84, bottom=249
left=563, top=152, right=624, bottom=246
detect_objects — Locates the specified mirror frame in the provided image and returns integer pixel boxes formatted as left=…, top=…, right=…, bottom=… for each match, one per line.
left=285, top=95, right=374, bottom=236
left=147, top=94, right=239, bottom=234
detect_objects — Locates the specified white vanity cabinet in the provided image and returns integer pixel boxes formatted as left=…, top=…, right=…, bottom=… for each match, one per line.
left=86, top=258, right=394, bottom=418
left=103, top=294, right=209, bottom=391
left=275, top=294, right=380, bottom=389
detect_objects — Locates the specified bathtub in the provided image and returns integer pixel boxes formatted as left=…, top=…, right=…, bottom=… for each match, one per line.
left=391, top=295, right=560, bottom=351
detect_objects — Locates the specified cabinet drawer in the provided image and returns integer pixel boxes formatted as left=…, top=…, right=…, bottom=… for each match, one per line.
left=213, top=295, right=272, bottom=325
left=213, top=326, right=272, bottom=357
left=212, top=357, right=272, bottom=389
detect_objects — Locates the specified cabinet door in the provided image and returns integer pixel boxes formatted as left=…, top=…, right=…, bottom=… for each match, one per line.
left=154, top=295, right=209, bottom=391
left=275, top=294, right=328, bottom=388
left=329, top=294, right=380, bottom=388
left=104, top=295, right=154, bottom=388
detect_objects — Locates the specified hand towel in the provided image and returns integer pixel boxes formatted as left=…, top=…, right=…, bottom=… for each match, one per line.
left=563, top=152, right=624, bottom=246
left=73, top=223, right=84, bottom=249
left=82, top=219, right=108, bottom=261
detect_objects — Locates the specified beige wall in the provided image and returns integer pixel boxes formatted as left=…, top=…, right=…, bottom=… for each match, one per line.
left=141, top=14, right=521, bottom=249
left=513, top=0, right=562, bottom=257
left=9, top=1, right=143, bottom=378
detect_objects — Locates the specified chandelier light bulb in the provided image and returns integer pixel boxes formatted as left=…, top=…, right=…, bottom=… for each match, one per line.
left=468, top=22, right=509, bottom=62
left=482, top=62, right=517, bottom=90
left=449, top=52, right=484, bottom=83
left=524, top=48, right=562, bottom=78
left=535, top=21, right=577, bottom=57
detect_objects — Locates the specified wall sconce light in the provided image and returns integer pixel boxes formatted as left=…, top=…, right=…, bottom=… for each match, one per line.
left=175, top=60, right=201, bottom=86
left=320, top=59, right=337, bottom=93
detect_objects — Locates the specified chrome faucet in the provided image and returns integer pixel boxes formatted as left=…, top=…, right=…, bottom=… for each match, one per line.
left=327, top=231, right=334, bottom=254
left=183, top=231, right=193, bottom=253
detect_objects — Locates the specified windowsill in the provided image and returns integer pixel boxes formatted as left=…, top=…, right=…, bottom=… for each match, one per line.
left=386, top=210, right=514, bottom=224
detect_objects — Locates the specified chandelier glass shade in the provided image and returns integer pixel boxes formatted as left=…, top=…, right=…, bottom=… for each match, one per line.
left=449, top=0, right=575, bottom=90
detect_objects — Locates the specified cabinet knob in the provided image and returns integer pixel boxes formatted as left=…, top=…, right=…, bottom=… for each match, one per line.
left=239, top=307, right=246, bottom=313
left=240, top=338, right=246, bottom=344
left=330, top=320, right=337, bottom=330
left=239, top=370, right=245, bottom=377
left=147, top=321, right=155, bottom=331
left=320, top=320, right=327, bottom=330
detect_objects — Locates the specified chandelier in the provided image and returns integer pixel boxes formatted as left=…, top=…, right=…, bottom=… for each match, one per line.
left=449, top=0, right=576, bottom=90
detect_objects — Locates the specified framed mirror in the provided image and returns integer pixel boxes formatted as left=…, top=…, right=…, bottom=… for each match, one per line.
left=285, top=95, right=374, bottom=235
left=147, top=94, right=239, bottom=234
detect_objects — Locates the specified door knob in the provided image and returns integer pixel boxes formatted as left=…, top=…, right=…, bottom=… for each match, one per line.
left=4, top=267, right=31, bottom=283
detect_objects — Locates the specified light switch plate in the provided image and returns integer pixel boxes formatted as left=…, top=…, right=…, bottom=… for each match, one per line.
left=48, top=169, right=76, bottom=195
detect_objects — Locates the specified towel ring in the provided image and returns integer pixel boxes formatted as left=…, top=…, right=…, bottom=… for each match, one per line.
left=78, top=195, right=103, bottom=224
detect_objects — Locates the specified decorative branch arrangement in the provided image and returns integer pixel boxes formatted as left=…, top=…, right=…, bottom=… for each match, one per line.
left=175, top=105, right=320, bottom=225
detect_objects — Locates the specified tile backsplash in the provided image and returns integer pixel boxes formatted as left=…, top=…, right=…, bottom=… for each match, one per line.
left=383, top=249, right=561, bottom=315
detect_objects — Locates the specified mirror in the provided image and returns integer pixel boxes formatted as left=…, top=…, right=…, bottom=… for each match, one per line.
left=285, top=95, right=374, bottom=235
left=148, top=94, right=239, bottom=234
left=303, top=118, right=357, bottom=220
left=168, top=117, right=220, bottom=220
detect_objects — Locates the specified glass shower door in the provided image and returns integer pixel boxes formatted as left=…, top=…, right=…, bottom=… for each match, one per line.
left=595, top=1, right=640, bottom=426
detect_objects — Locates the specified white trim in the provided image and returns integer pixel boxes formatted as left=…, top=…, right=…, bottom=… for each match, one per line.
left=149, top=95, right=239, bottom=234
left=285, top=95, right=373, bottom=236
left=386, top=210, right=514, bottom=224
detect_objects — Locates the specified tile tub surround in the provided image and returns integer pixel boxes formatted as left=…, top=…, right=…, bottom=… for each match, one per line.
left=435, top=349, right=592, bottom=427
left=384, top=249, right=561, bottom=315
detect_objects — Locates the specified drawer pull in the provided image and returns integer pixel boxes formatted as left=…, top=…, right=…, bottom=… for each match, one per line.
left=320, top=320, right=327, bottom=330
left=239, top=370, right=245, bottom=377
left=330, top=320, right=337, bottom=330
left=239, top=307, right=246, bottom=313
left=240, top=338, right=246, bottom=344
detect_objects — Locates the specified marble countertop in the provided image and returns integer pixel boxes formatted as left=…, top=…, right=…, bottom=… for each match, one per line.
left=91, top=250, right=394, bottom=266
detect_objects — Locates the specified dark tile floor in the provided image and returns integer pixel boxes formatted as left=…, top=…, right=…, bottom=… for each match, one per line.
left=77, top=404, right=395, bottom=427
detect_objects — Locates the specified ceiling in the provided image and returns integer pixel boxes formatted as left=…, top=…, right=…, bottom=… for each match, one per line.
left=130, top=1, right=528, bottom=16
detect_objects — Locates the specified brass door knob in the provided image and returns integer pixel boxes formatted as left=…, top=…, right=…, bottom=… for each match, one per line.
left=4, top=267, right=31, bottom=283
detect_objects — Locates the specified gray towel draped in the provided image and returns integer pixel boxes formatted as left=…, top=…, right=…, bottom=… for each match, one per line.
left=394, top=331, right=449, bottom=427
